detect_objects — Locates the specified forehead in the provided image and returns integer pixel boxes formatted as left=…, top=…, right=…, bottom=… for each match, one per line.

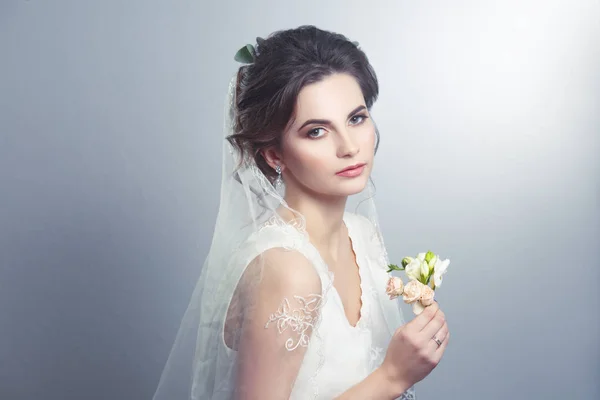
left=292, top=73, right=365, bottom=123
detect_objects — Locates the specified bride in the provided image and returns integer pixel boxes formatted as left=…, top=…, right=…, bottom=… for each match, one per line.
left=153, top=25, right=449, bottom=400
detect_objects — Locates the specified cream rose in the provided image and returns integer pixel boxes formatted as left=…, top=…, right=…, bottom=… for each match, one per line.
left=386, top=276, right=404, bottom=300
left=419, top=284, right=435, bottom=306
left=402, top=279, right=423, bottom=303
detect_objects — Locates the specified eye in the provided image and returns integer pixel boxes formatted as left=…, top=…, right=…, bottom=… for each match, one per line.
left=307, top=127, right=326, bottom=139
left=349, top=114, right=369, bottom=125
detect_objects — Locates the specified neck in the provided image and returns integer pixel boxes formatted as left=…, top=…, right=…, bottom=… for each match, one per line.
left=280, top=183, right=348, bottom=259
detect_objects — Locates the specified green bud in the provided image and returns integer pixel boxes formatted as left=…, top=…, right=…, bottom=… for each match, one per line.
left=425, top=251, right=435, bottom=263
left=401, top=257, right=413, bottom=268
left=428, top=255, right=438, bottom=273
left=420, top=260, right=429, bottom=281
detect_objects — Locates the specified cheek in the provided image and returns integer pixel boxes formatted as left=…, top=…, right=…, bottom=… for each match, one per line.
left=359, top=126, right=377, bottom=154
left=284, top=141, right=329, bottom=175
left=298, top=148, right=331, bottom=175
left=286, top=144, right=337, bottom=185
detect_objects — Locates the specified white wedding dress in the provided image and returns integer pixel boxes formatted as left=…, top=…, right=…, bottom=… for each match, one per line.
left=152, top=77, right=415, bottom=400
left=210, top=211, right=416, bottom=400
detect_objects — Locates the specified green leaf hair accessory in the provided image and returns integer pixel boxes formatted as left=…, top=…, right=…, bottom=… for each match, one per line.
left=234, top=44, right=255, bottom=63
left=234, top=37, right=265, bottom=64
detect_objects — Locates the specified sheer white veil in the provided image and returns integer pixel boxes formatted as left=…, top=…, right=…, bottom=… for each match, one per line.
left=152, top=70, right=410, bottom=399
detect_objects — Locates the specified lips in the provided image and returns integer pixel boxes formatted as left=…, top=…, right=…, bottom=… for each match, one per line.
left=336, top=163, right=366, bottom=174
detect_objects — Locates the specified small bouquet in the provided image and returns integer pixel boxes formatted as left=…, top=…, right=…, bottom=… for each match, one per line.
left=386, top=251, right=450, bottom=315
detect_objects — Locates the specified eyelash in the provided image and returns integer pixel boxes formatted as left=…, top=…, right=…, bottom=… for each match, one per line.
left=306, top=114, right=369, bottom=139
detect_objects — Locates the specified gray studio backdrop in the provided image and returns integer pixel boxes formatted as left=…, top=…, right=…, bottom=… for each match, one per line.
left=1, top=1, right=598, bottom=399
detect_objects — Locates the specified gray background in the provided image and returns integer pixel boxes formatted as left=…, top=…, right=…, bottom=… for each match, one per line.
left=1, top=0, right=599, bottom=399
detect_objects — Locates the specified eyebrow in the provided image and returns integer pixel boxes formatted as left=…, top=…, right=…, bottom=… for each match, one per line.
left=297, top=105, right=367, bottom=131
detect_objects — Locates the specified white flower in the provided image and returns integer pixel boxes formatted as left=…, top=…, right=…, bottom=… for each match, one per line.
left=432, top=257, right=450, bottom=288
left=405, top=259, right=422, bottom=281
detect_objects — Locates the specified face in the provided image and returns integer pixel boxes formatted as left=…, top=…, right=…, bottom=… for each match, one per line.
left=275, top=73, right=376, bottom=199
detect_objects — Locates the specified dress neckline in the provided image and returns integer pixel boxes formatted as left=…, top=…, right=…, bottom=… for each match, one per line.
left=308, top=213, right=367, bottom=330
left=256, top=211, right=369, bottom=330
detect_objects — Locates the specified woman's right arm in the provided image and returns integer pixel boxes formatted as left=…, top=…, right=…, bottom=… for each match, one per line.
left=234, top=248, right=323, bottom=400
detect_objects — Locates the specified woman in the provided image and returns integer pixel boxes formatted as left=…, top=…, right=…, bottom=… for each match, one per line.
left=153, top=25, right=449, bottom=400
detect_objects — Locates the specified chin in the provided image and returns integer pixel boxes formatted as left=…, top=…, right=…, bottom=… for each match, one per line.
left=331, top=176, right=370, bottom=197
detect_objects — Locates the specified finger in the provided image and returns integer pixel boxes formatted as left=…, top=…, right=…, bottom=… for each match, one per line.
left=433, top=331, right=450, bottom=363
left=420, top=308, right=445, bottom=338
left=409, top=302, right=439, bottom=332
left=435, top=322, right=449, bottom=343
left=427, top=322, right=448, bottom=353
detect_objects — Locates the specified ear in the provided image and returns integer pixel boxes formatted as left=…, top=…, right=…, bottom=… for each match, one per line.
left=261, top=147, right=284, bottom=172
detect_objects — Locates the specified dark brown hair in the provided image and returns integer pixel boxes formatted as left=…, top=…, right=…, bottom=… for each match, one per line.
left=227, top=25, right=380, bottom=182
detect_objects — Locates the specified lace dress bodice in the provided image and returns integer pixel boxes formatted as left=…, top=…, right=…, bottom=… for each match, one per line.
left=209, top=212, right=415, bottom=399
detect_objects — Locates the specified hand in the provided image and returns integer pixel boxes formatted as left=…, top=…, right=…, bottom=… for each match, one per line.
left=380, top=302, right=449, bottom=394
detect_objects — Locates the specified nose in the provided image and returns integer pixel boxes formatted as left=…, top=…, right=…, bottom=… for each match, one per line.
left=336, top=129, right=360, bottom=158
